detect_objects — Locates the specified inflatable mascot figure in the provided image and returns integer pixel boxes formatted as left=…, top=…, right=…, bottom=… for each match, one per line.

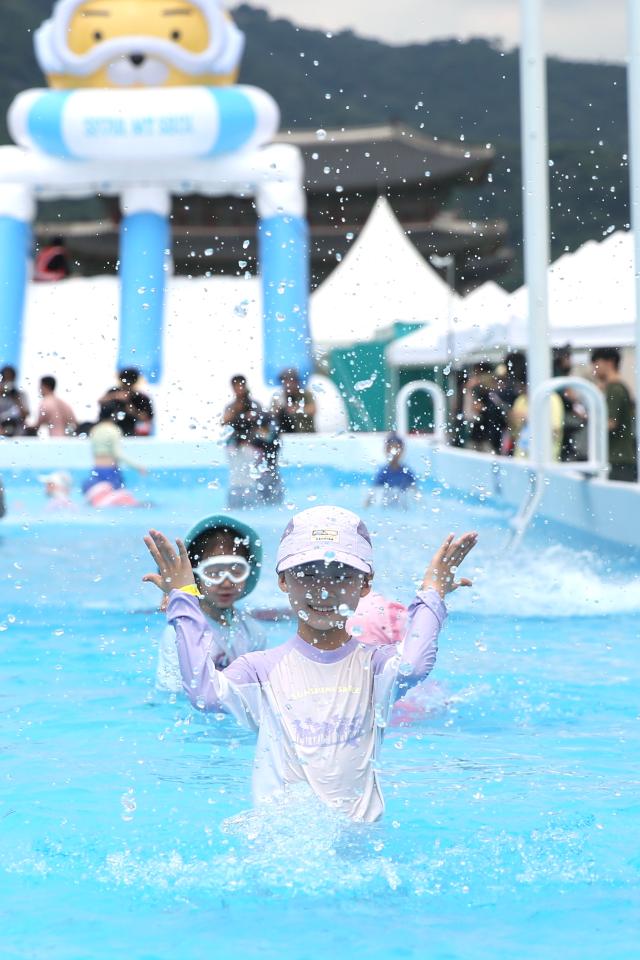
left=0, top=0, right=311, bottom=383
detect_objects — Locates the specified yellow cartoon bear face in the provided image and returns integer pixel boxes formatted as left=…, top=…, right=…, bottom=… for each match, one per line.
left=35, top=0, right=245, bottom=89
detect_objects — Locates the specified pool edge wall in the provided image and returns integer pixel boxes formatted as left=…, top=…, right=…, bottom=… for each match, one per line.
left=2, top=435, right=639, bottom=550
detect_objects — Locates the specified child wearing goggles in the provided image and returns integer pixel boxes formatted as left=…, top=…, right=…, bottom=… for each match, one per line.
left=145, top=505, right=477, bottom=822
left=155, top=514, right=267, bottom=692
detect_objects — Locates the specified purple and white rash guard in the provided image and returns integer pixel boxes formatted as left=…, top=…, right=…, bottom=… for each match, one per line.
left=167, top=588, right=446, bottom=823
left=156, top=609, right=264, bottom=692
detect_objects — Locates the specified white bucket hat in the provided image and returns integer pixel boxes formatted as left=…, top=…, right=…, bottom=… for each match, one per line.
left=35, top=0, right=245, bottom=78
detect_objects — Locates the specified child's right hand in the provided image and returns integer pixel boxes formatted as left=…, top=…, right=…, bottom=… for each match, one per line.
left=142, top=529, right=195, bottom=595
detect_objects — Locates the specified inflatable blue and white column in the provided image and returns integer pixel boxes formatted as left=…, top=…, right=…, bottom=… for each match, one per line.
left=0, top=186, right=34, bottom=368
left=118, top=187, right=170, bottom=383
left=257, top=145, right=312, bottom=385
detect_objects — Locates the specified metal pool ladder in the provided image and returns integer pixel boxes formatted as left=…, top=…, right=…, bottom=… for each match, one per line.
left=509, top=376, right=609, bottom=548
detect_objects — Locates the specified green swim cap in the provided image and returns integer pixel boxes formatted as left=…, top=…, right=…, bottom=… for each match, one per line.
left=184, top=514, right=263, bottom=599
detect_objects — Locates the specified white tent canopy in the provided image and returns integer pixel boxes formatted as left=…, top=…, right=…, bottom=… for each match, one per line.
left=510, top=231, right=636, bottom=348
left=310, top=196, right=458, bottom=346
left=388, top=281, right=513, bottom=366
left=388, top=230, right=638, bottom=367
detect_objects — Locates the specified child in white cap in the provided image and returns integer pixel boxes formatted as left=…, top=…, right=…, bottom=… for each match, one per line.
left=143, top=506, right=477, bottom=822
left=39, top=470, right=74, bottom=509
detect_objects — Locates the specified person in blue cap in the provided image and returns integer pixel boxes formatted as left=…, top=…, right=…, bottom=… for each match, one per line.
left=156, top=514, right=267, bottom=691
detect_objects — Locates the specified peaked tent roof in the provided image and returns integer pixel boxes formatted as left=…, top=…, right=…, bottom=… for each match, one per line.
left=310, top=196, right=458, bottom=346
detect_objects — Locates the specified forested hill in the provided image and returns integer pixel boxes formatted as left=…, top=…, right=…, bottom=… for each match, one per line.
left=0, top=2, right=630, bottom=285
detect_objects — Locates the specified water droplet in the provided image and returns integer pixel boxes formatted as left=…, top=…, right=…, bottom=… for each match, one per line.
left=316, top=129, right=327, bottom=140
left=354, top=373, right=377, bottom=391
left=121, top=790, right=136, bottom=822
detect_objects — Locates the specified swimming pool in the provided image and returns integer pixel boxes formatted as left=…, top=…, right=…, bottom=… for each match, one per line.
left=1, top=463, right=639, bottom=960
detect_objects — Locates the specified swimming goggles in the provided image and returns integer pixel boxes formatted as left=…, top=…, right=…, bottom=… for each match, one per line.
left=193, top=556, right=251, bottom=587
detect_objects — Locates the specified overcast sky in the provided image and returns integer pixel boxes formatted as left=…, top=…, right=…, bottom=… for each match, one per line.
left=238, top=0, right=627, bottom=63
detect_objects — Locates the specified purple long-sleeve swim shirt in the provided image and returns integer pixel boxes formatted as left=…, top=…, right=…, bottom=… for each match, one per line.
left=167, top=588, right=446, bottom=822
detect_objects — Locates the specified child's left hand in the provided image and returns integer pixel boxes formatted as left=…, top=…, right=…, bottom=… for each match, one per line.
left=421, top=532, right=478, bottom=598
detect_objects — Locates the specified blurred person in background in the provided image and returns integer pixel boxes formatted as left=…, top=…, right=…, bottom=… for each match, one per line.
left=469, top=381, right=509, bottom=454
left=222, top=375, right=274, bottom=508
left=553, top=346, right=587, bottom=462
left=0, top=366, right=29, bottom=437
left=495, top=351, right=527, bottom=455
left=507, top=354, right=564, bottom=461
left=34, top=235, right=71, bottom=282
left=461, top=361, right=495, bottom=443
left=29, top=376, right=77, bottom=437
left=99, top=368, right=154, bottom=437
left=272, top=368, right=316, bottom=433
left=591, top=347, right=637, bottom=482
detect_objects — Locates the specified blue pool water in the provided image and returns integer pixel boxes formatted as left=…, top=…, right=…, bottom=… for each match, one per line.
left=1, top=466, right=639, bottom=960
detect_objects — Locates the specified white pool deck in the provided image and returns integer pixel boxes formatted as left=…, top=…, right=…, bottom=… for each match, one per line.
left=2, top=434, right=640, bottom=550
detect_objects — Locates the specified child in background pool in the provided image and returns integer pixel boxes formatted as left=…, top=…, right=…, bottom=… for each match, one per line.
left=156, top=515, right=267, bottom=691
left=144, top=506, right=477, bottom=822
left=366, top=433, right=417, bottom=508
left=39, top=470, right=74, bottom=509
left=83, top=404, right=146, bottom=508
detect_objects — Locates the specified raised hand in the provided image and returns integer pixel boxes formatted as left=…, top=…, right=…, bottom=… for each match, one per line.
left=421, top=532, right=478, bottom=598
left=142, top=529, right=195, bottom=595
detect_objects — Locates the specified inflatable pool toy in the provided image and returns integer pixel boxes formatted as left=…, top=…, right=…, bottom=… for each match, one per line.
left=85, top=480, right=140, bottom=508
left=0, top=1, right=311, bottom=385
left=347, top=592, right=451, bottom=726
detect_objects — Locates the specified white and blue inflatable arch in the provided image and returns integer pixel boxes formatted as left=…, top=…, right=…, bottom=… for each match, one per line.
left=0, top=10, right=312, bottom=386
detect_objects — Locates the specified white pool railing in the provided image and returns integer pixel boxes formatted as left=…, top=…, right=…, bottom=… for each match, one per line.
left=395, top=380, right=447, bottom=444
